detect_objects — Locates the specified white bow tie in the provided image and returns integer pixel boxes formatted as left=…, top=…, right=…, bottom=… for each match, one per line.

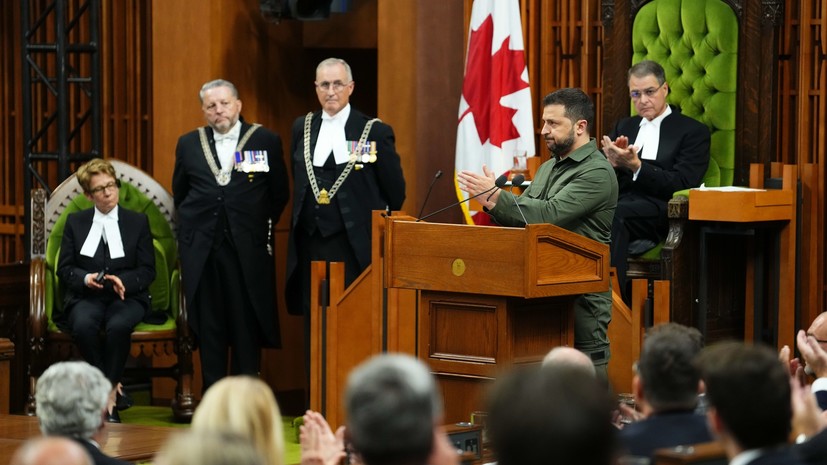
left=214, top=132, right=237, bottom=143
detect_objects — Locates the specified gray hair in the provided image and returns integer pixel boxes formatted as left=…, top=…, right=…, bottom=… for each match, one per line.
left=344, top=354, right=441, bottom=465
left=35, top=361, right=112, bottom=439
left=628, top=60, right=666, bottom=86
left=199, top=79, right=239, bottom=103
left=316, top=58, right=353, bottom=82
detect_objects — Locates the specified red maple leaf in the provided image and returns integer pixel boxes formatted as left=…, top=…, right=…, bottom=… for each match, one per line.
left=460, top=15, right=530, bottom=148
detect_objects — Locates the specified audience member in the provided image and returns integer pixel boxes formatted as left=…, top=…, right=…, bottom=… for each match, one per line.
left=542, top=346, right=596, bottom=376
left=35, top=361, right=128, bottom=465
left=191, top=376, right=285, bottom=465
left=10, top=437, right=94, bottom=465
left=155, top=430, right=265, bottom=465
left=487, top=365, right=616, bottom=465
left=601, top=60, right=710, bottom=300
left=619, top=323, right=711, bottom=460
left=698, top=342, right=805, bottom=465
left=789, top=356, right=827, bottom=465
left=802, top=312, right=827, bottom=410
left=342, top=354, right=456, bottom=465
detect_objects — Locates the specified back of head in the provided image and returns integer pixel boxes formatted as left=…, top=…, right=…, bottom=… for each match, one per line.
left=541, top=88, right=595, bottom=133
left=697, top=342, right=791, bottom=450
left=542, top=346, right=596, bottom=377
left=345, top=354, right=441, bottom=465
left=487, top=365, right=616, bottom=465
left=192, top=376, right=285, bottom=465
left=36, top=361, right=111, bottom=439
left=11, top=437, right=94, bottom=465
left=155, top=430, right=266, bottom=465
left=638, top=323, right=704, bottom=411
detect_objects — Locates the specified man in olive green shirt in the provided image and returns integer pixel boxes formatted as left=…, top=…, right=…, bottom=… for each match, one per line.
left=458, top=88, right=618, bottom=376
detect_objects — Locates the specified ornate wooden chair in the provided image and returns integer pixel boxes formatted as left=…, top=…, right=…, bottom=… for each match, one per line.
left=619, top=0, right=740, bottom=324
left=27, top=160, right=195, bottom=422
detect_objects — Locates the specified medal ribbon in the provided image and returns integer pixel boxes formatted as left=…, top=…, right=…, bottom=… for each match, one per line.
left=302, top=112, right=379, bottom=204
left=198, top=124, right=261, bottom=186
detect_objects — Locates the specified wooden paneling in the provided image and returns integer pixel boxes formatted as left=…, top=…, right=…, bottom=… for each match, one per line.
left=0, top=2, right=25, bottom=264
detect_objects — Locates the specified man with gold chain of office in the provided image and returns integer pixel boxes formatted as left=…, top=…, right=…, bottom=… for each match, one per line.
left=285, top=57, right=406, bottom=328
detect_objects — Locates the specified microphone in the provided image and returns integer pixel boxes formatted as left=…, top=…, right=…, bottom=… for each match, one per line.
left=417, top=174, right=508, bottom=222
left=509, top=174, right=529, bottom=225
left=417, top=170, right=444, bottom=219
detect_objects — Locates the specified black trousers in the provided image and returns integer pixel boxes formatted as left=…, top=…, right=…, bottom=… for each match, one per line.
left=194, top=242, right=261, bottom=393
left=610, top=193, right=666, bottom=300
left=67, top=296, right=144, bottom=386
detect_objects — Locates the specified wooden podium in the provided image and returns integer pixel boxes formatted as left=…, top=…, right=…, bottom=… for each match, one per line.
left=309, top=213, right=610, bottom=426
left=384, top=216, right=609, bottom=423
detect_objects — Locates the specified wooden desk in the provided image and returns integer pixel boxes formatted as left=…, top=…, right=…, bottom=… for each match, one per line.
left=0, top=414, right=176, bottom=463
left=688, top=165, right=797, bottom=350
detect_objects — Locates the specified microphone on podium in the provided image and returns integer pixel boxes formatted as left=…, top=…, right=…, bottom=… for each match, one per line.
left=417, top=174, right=508, bottom=222
left=509, top=174, right=529, bottom=225
left=417, top=170, right=444, bottom=219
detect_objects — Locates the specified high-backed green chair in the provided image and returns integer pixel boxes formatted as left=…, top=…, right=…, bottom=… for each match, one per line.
left=623, top=0, right=738, bottom=317
left=27, top=160, right=195, bottom=422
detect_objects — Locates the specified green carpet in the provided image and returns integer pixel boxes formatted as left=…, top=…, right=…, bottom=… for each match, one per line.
left=118, top=404, right=301, bottom=464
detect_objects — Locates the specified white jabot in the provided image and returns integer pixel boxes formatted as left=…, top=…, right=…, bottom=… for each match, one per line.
left=80, top=205, right=124, bottom=259
left=633, top=104, right=672, bottom=162
left=214, top=120, right=242, bottom=171
left=313, top=104, right=351, bottom=166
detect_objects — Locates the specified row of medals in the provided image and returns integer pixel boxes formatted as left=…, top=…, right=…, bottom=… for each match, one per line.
left=317, top=145, right=377, bottom=205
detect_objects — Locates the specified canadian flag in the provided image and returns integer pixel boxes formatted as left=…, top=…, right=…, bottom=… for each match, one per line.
left=455, top=0, right=535, bottom=225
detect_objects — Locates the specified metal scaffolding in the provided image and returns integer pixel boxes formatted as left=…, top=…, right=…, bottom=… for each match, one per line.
left=21, top=0, right=101, bottom=258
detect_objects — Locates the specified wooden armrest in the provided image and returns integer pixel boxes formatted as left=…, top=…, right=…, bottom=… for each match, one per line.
left=29, top=257, right=49, bottom=342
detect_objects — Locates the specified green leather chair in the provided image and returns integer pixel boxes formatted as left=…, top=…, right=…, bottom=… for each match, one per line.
left=27, top=160, right=195, bottom=421
left=624, top=0, right=739, bottom=317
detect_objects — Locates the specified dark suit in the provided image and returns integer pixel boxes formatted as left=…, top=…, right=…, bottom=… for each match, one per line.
left=285, top=108, right=405, bottom=316
left=74, top=438, right=131, bottom=465
left=608, top=105, right=710, bottom=294
left=57, top=207, right=155, bottom=385
left=796, top=428, right=827, bottom=465
left=743, top=446, right=808, bottom=465
left=173, top=121, right=289, bottom=390
left=619, top=410, right=712, bottom=460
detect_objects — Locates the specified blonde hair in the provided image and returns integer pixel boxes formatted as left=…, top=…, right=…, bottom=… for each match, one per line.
left=192, top=376, right=285, bottom=465
left=76, top=158, right=117, bottom=194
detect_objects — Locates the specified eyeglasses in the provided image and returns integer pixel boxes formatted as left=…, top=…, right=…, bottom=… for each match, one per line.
left=807, top=333, right=827, bottom=344
left=89, top=181, right=118, bottom=195
left=316, top=80, right=351, bottom=92
left=630, top=83, right=665, bottom=100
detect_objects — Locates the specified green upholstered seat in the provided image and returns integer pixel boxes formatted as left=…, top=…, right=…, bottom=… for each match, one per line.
left=626, top=0, right=738, bottom=265
left=28, top=160, right=195, bottom=422
left=632, top=0, right=738, bottom=189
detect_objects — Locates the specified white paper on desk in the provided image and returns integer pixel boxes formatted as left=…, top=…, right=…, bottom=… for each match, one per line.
left=693, top=185, right=765, bottom=192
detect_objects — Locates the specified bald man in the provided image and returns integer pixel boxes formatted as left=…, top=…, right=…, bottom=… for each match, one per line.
left=11, top=437, right=93, bottom=465
left=542, top=346, right=596, bottom=377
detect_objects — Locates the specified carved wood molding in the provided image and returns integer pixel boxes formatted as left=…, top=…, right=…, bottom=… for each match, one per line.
left=761, top=0, right=783, bottom=26
left=601, top=0, right=615, bottom=28
left=630, top=0, right=744, bottom=21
